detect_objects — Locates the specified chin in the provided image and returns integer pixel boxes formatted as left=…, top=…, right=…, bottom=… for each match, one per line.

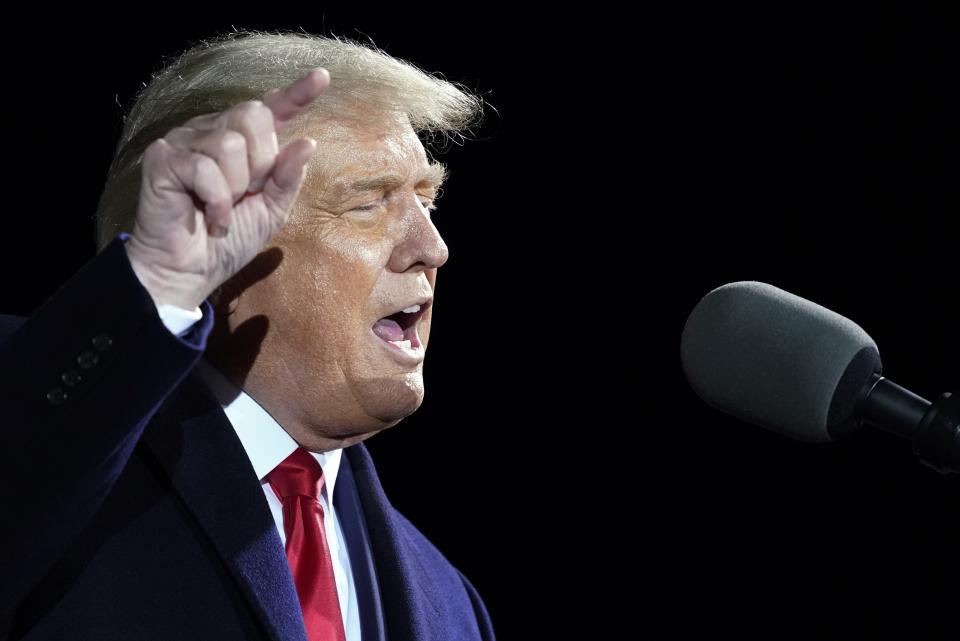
left=355, top=374, right=425, bottom=423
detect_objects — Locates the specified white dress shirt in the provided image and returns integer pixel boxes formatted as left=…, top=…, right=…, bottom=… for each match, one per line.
left=156, top=303, right=361, bottom=640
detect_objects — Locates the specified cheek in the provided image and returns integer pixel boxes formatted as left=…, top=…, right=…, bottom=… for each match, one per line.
left=282, top=220, right=397, bottom=315
left=289, top=223, right=384, bottom=283
left=291, top=236, right=391, bottom=330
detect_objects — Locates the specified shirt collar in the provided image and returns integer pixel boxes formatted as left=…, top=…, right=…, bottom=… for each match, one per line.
left=193, top=357, right=342, bottom=504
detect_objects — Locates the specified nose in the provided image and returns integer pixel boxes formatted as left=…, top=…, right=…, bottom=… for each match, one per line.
left=387, top=194, right=449, bottom=273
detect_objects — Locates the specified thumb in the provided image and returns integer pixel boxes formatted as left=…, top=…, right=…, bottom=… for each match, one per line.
left=262, top=137, right=318, bottom=216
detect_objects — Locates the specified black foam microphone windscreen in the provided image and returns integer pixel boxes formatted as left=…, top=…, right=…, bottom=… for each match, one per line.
left=681, top=282, right=883, bottom=443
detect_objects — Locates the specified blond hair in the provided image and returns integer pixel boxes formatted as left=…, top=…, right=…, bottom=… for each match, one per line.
left=94, top=29, right=483, bottom=251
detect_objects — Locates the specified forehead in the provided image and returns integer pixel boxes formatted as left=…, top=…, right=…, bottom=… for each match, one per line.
left=307, top=112, right=424, bottom=165
left=296, top=112, right=443, bottom=198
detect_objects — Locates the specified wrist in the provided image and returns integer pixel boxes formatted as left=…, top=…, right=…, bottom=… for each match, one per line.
left=124, top=239, right=206, bottom=311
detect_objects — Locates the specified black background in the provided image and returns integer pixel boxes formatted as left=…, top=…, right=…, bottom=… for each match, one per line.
left=2, top=4, right=957, bottom=639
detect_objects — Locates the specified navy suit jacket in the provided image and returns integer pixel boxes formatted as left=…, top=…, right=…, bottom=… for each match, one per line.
left=0, top=234, right=495, bottom=641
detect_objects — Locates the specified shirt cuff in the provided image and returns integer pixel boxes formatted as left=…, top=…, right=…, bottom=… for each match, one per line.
left=157, top=303, right=204, bottom=337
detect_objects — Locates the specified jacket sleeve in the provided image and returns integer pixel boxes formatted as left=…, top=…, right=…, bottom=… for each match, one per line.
left=0, top=232, right=215, bottom=611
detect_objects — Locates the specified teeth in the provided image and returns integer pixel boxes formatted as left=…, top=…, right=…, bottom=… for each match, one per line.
left=388, top=339, right=412, bottom=349
left=401, top=304, right=421, bottom=314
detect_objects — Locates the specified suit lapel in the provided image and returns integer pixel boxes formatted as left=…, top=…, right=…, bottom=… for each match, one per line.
left=335, top=452, right=388, bottom=641
left=140, top=368, right=307, bottom=641
left=345, top=443, right=445, bottom=641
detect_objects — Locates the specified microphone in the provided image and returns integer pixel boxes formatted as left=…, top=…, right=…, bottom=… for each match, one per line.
left=680, top=281, right=959, bottom=474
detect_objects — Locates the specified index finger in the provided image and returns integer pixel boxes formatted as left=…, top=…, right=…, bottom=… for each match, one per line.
left=263, top=67, right=330, bottom=132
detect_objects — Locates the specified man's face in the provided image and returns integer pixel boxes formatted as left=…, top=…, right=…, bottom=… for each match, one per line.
left=206, top=109, right=449, bottom=451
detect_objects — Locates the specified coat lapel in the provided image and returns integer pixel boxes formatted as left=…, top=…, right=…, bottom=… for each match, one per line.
left=335, top=451, right=388, bottom=641
left=140, top=368, right=306, bottom=641
left=345, top=443, right=445, bottom=641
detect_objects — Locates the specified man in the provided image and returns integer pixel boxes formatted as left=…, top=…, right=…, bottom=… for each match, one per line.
left=0, top=30, right=493, bottom=640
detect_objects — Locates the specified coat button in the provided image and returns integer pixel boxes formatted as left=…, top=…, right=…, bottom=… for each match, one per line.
left=92, top=333, right=113, bottom=351
left=61, top=368, right=82, bottom=387
left=46, top=387, right=67, bottom=405
left=77, top=351, right=99, bottom=369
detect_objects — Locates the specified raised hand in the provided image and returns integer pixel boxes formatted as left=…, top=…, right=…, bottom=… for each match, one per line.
left=124, top=67, right=330, bottom=311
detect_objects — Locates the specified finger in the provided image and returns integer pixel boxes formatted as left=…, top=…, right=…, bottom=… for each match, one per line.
left=164, top=146, right=234, bottom=232
left=262, top=68, right=330, bottom=133
left=193, top=156, right=235, bottom=233
left=182, top=112, right=221, bottom=131
left=167, top=127, right=251, bottom=204
left=261, top=137, right=318, bottom=219
left=220, top=100, right=277, bottom=194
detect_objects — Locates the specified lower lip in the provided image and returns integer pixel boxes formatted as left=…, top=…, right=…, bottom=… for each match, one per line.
left=371, top=327, right=425, bottom=364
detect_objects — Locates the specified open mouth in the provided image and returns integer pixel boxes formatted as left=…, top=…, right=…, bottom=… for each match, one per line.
left=371, top=302, right=429, bottom=351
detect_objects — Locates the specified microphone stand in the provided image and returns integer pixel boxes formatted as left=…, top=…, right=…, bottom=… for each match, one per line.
left=858, top=376, right=959, bottom=475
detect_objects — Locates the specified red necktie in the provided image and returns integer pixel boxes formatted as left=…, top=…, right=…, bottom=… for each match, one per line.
left=266, top=448, right=347, bottom=641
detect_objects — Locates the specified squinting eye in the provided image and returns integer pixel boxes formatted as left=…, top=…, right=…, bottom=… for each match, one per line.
left=352, top=197, right=384, bottom=212
left=352, top=198, right=436, bottom=213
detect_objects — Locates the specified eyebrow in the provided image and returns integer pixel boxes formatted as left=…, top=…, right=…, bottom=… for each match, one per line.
left=347, top=162, right=448, bottom=194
